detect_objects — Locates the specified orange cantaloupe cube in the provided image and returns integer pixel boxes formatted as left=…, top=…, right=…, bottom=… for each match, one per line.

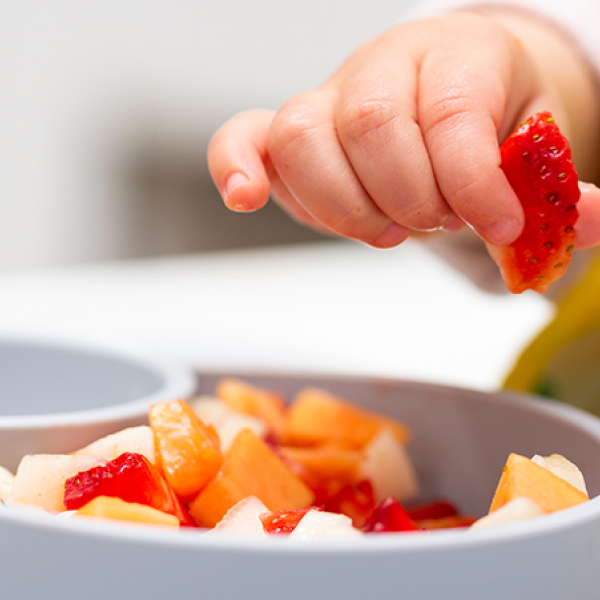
left=189, top=429, right=314, bottom=528
left=279, top=446, right=363, bottom=487
left=149, top=399, right=223, bottom=501
left=76, top=495, right=179, bottom=527
left=215, top=378, right=288, bottom=441
left=284, top=388, right=410, bottom=449
left=489, top=453, right=589, bottom=514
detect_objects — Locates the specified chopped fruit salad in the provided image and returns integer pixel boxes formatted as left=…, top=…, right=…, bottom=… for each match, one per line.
left=0, top=379, right=591, bottom=538
left=489, top=111, right=581, bottom=294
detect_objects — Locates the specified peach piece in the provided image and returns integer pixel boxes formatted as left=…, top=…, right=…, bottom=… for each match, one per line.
left=285, top=388, right=409, bottom=449
left=489, top=453, right=589, bottom=514
left=149, top=400, right=223, bottom=500
left=215, top=378, right=288, bottom=441
left=76, top=495, right=179, bottom=527
left=189, top=429, right=314, bottom=528
left=279, top=446, right=363, bottom=488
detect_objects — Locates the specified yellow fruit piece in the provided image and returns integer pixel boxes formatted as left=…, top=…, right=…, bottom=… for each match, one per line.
left=189, top=428, right=314, bottom=528
left=285, top=388, right=409, bottom=449
left=149, top=399, right=223, bottom=500
left=504, top=248, right=600, bottom=396
left=489, top=453, right=588, bottom=515
left=76, top=496, right=179, bottom=527
left=215, top=378, right=288, bottom=441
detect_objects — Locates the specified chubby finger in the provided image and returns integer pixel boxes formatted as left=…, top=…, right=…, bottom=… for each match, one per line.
left=269, top=167, right=333, bottom=234
left=268, top=88, right=410, bottom=247
left=207, top=109, right=274, bottom=212
left=334, top=46, right=453, bottom=231
left=575, top=182, right=600, bottom=249
left=418, top=18, right=534, bottom=246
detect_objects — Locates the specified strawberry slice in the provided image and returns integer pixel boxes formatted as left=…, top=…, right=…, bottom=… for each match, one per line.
left=489, top=111, right=580, bottom=293
left=361, top=497, right=420, bottom=533
left=64, top=452, right=195, bottom=527
left=260, top=506, right=324, bottom=535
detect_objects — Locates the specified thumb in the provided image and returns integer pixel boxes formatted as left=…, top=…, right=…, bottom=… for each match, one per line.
left=574, top=182, right=600, bottom=250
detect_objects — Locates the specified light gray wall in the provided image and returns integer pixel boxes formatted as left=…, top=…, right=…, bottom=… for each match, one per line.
left=0, top=0, right=421, bottom=271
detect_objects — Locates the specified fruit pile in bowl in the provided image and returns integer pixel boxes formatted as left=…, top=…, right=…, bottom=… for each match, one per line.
left=2, top=373, right=600, bottom=600
left=0, top=378, right=591, bottom=539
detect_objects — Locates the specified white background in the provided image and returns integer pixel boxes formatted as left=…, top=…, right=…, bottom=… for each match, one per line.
left=0, top=0, right=422, bottom=272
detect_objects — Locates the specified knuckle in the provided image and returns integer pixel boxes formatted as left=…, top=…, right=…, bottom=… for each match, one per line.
left=268, top=101, right=320, bottom=165
left=337, top=96, right=398, bottom=144
left=420, top=92, right=474, bottom=141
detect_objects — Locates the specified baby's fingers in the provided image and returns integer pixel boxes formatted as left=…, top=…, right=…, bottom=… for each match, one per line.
left=208, top=109, right=274, bottom=211
left=575, top=183, right=600, bottom=249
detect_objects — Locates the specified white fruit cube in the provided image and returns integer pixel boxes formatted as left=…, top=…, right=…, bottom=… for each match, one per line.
left=210, top=496, right=269, bottom=537
left=288, top=510, right=363, bottom=540
left=360, top=427, right=419, bottom=503
left=6, top=454, right=108, bottom=512
left=74, top=426, right=156, bottom=464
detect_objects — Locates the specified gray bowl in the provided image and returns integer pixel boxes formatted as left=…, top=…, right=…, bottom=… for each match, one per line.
left=0, top=338, right=197, bottom=470
left=1, top=372, right=600, bottom=600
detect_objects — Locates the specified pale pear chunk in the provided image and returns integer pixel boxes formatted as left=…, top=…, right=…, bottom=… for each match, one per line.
left=531, top=454, right=588, bottom=496
left=189, top=396, right=267, bottom=450
left=74, top=426, right=156, bottom=464
left=471, top=497, right=545, bottom=530
left=209, top=496, right=269, bottom=537
left=6, top=454, right=108, bottom=512
left=0, top=466, right=15, bottom=502
left=288, top=510, right=363, bottom=540
left=359, top=427, right=419, bottom=503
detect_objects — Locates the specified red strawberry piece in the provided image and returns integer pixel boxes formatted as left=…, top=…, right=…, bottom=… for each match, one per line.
left=260, top=505, right=324, bottom=535
left=489, top=111, right=580, bottom=293
left=406, top=499, right=459, bottom=521
left=324, top=480, right=376, bottom=528
left=361, top=497, right=420, bottom=533
left=64, top=452, right=195, bottom=527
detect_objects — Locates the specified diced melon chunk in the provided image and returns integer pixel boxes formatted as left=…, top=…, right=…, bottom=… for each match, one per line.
left=76, top=495, right=179, bottom=527
left=7, top=454, right=108, bottom=512
left=285, top=388, right=409, bottom=449
left=189, top=429, right=314, bottom=528
left=150, top=399, right=223, bottom=500
left=215, top=378, right=288, bottom=441
left=74, top=426, right=156, bottom=464
left=280, top=446, right=363, bottom=488
left=489, top=453, right=588, bottom=515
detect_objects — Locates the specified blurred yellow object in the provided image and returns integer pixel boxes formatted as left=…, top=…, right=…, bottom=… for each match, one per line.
left=504, top=249, right=600, bottom=416
left=76, top=496, right=180, bottom=527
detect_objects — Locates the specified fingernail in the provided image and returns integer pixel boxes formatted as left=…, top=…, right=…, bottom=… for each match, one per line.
left=441, top=214, right=465, bottom=232
left=224, top=172, right=250, bottom=210
left=479, top=216, right=522, bottom=246
left=372, top=222, right=410, bottom=248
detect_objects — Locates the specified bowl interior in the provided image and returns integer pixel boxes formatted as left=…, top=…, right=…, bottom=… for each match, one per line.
left=0, top=340, right=166, bottom=416
left=194, top=371, right=600, bottom=517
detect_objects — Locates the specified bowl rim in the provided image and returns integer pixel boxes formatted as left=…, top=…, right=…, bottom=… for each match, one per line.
left=0, top=337, right=198, bottom=428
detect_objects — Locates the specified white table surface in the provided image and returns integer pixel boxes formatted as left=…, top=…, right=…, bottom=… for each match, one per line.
left=0, top=239, right=553, bottom=392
